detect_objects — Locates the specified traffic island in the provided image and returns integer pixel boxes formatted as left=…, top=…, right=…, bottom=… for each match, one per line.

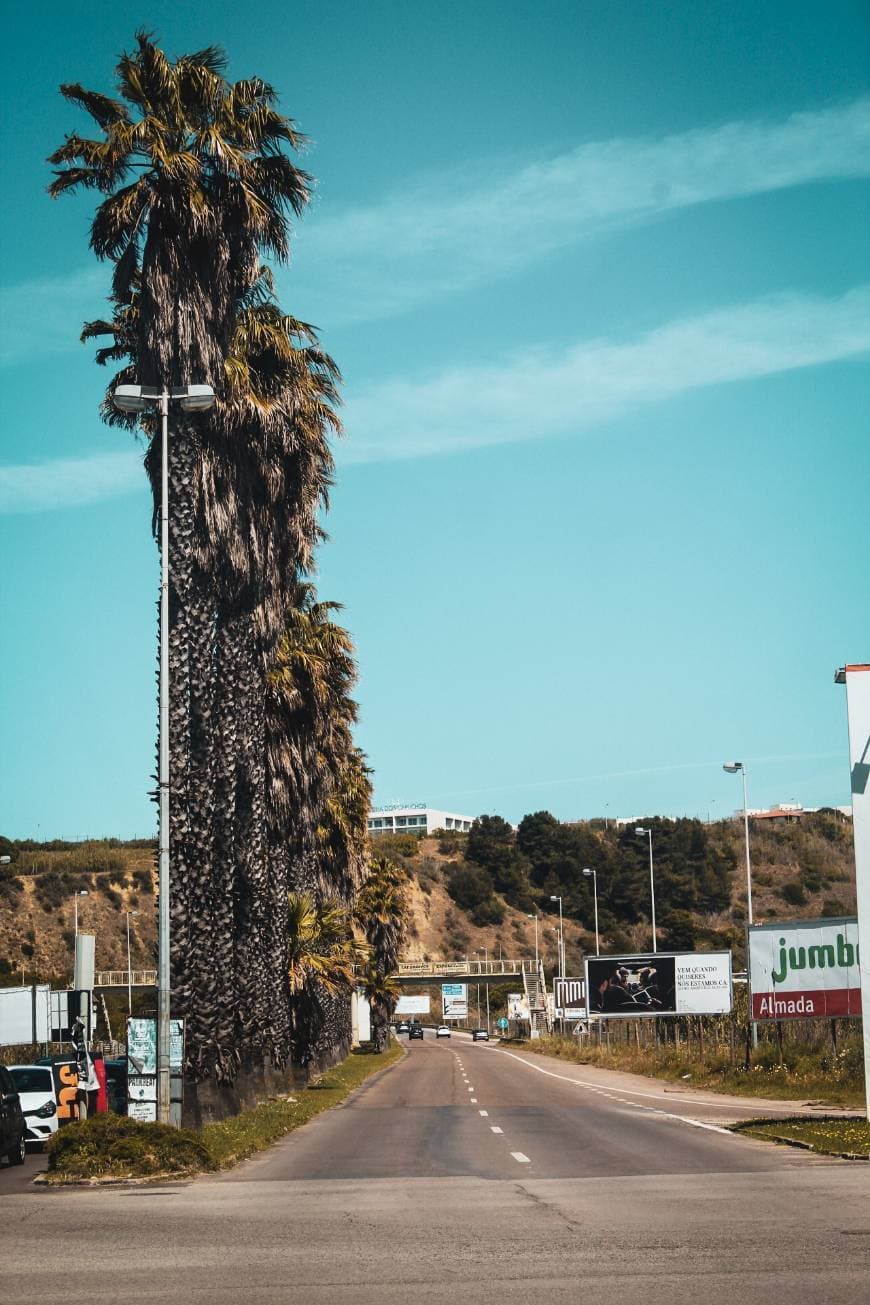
left=731, top=1116, right=870, bottom=1159
left=40, top=1041, right=404, bottom=1184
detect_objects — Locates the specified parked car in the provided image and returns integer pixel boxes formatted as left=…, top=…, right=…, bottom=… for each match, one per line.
left=436, top=1025, right=451, bottom=1038
left=408, top=1024, right=424, bottom=1040
left=8, top=1065, right=58, bottom=1149
left=472, top=1028, right=490, bottom=1042
left=0, top=1065, right=26, bottom=1166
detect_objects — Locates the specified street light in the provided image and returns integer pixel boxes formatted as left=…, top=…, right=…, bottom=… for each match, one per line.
left=112, top=380, right=216, bottom=1125
left=526, top=912, right=540, bottom=967
left=582, top=868, right=600, bottom=955
left=549, top=895, right=565, bottom=978
left=724, top=760, right=757, bottom=1048
left=635, top=828, right=657, bottom=952
left=72, top=890, right=89, bottom=939
left=125, top=909, right=139, bottom=1016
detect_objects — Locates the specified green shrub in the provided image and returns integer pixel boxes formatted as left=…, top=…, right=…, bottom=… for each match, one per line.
left=47, top=1113, right=214, bottom=1179
left=780, top=881, right=807, bottom=906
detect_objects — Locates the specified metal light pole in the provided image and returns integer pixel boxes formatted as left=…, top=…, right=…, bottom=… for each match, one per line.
left=73, top=890, right=89, bottom=939
left=724, top=761, right=757, bottom=1048
left=635, top=827, right=657, bottom=952
left=582, top=868, right=600, bottom=955
left=125, top=909, right=139, bottom=1016
left=112, top=382, right=216, bottom=1125
left=550, top=895, right=565, bottom=977
left=484, top=946, right=490, bottom=1033
left=527, top=912, right=539, bottom=966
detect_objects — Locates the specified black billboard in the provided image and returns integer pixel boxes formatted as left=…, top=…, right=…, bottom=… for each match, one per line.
left=586, top=954, right=676, bottom=1015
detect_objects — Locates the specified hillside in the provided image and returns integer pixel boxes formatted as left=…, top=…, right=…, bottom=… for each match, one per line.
left=0, top=809, right=857, bottom=991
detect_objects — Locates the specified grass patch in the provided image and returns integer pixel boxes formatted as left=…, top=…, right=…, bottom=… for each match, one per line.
left=44, top=1041, right=404, bottom=1183
left=513, top=1036, right=866, bottom=1108
left=732, top=1116, right=870, bottom=1158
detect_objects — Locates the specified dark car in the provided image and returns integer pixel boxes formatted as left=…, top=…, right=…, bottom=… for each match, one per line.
left=408, top=1024, right=424, bottom=1040
left=472, top=1028, right=490, bottom=1042
left=0, top=1065, right=26, bottom=1166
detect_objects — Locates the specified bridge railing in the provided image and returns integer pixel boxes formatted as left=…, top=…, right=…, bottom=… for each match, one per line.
left=395, top=958, right=536, bottom=978
left=95, top=970, right=157, bottom=988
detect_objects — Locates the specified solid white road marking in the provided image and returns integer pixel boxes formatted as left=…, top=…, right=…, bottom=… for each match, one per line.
left=488, top=1048, right=735, bottom=1136
left=490, top=1126, right=503, bottom=1134
left=511, top=1152, right=531, bottom=1164
left=479, top=1110, right=488, bottom=1116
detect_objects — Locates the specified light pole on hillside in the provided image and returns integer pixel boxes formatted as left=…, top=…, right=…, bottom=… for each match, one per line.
left=635, top=827, right=657, bottom=953
left=549, top=895, right=565, bottom=978
left=125, top=909, right=139, bottom=1016
left=112, top=383, right=217, bottom=1125
left=527, top=912, right=540, bottom=967
left=582, top=868, right=600, bottom=955
left=72, top=889, right=89, bottom=939
left=724, top=761, right=757, bottom=1048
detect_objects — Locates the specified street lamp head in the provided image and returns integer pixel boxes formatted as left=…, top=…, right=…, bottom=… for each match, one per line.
left=112, top=384, right=160, bottom=413
left=174, top=384, right=216, bottom=412
left=549, top=895, right=560, bottom=903
left=635, top=827, right=647, bottom=836
left=76, top=889, right=89, bottom=897
left=723, top=761, right=743, bottom=774
left=582, top=867, right=593, bottom=877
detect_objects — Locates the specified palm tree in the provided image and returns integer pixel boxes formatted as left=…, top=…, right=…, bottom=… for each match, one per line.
left=285, top=892, right=360, bottom=1067
left=356, top=858, right=408, bottom=1052
left=52, top=34, right=338, bottom=1092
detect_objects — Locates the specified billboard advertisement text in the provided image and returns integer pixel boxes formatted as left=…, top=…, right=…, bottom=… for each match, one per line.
left=748, top=918, right=861, bottom=1019
left=585, top=952, right=732, bottom=1017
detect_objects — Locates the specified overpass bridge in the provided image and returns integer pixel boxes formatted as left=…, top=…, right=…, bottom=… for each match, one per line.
left=95, top=958, right=539, bottom=990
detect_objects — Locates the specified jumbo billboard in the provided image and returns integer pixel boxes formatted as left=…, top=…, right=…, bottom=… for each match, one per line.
left=585, top=952, right=732, bottom=1017
left=748, top=918, right=861, bottom=1019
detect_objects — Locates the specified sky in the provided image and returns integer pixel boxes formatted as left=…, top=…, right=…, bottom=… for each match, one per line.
left=1, top=0, right=868, bottom=838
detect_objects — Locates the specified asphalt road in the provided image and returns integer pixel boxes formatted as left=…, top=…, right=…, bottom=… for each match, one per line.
left=2, top=1032, right=868, bottom=1305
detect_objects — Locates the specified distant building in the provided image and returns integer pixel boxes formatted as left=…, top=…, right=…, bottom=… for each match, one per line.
left=367, top=805, right=474, bottom=836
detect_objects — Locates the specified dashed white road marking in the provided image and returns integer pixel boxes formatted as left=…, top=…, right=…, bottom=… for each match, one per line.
left=470, top=1098, right=478, bottom=1103
left=479, top=1110, right=488, bottom=1116
left=511, top=1151, right=531, bottom=1164
left=467, top=1086, right=474, bottom=1092
left=490, top=1126, right=503, bottom=1134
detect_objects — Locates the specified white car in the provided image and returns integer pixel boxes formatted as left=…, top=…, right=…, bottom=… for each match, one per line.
left=436, top=1025, right=451, bottom=1038
left=9, top=1065, right=58, bottom=1149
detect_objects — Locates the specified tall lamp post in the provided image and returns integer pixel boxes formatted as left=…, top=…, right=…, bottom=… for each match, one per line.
left=723, top=760, right=757, bottom=1048
left=635, top=827, right=657, bottom=952
left=124, top=909, right=139, bottom=1016
left=549, top=895, right=565, bottom=978
left=582, top=868, right=600, bottom=955
left=526, top=912, right=540, bottom=967
left=112, top=382, right=216, bottom=1125
left=72, top=889, right=89, bottom=939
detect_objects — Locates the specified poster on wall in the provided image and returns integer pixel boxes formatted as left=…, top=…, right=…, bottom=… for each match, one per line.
left=748, top=918, right=861, bottom=1019
left=585, top=952, right=732, bottom=1017
left=441, top=983, right=468, bottom=1019
left=395, top=994, right=430, bottom=1016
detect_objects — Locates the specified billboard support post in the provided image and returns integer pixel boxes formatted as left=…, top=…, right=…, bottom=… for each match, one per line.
left=836, top=663, right=870, bottom=1122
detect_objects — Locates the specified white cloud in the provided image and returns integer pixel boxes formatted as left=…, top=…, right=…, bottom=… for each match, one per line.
left=4, top=96, right=869, bottom=360
left=3, top=286, right=867, bottom=510
left=341, top=286, right=870, bottom=462
left=0, top=449, right=144, bottom=514
left=288, top=96, right=870, bottom=324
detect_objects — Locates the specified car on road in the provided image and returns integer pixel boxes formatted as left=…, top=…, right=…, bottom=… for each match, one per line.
left=472, top=1028, right=490, bottom=1042
left=435, top=1025, right=451, bottom=1038
left=408, top=1024, right=424, bottom=1040
left=397, top=1021, right=410, bottom=1034
left=0, top=1065, right=26, bottom=1166
left=8, top=1065, right=58, bottom=1149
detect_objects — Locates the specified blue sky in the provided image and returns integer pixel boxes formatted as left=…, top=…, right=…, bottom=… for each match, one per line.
left=1, top=0, right=868, bottom=837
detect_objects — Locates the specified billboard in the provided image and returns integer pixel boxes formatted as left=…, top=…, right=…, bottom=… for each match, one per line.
left=0, top=985, right=51, bottom=1046
left=554, top=978, right=586, bottom=1020
left=441, top=983, right=468, bottom=1019
left=507, top=992, right=530, bottom=1021
left=586, top=952, right=732, bottom=1017
left=748, top=918, right=861, bottom=1019
left=395, top=994, right=430, bottom=1016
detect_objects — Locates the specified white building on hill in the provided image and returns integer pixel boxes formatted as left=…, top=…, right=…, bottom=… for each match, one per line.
left=367, top=805, right=474, bottom=836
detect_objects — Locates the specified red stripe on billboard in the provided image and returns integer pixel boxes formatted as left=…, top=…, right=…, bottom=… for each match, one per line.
left=752, top=988, right=862, bottom=1019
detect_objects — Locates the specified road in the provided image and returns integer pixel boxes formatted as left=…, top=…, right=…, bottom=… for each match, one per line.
left=2, top=1032, right=868, bottom=1304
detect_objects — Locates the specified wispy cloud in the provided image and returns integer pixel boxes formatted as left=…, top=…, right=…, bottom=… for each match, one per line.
left=0, top=449, right=143, bottom=514
left=4, top=285, right=866, bottom=511
left=342, top=285, right=870, bottom=462
left=289, top=96, right=870, bottom=324
left=3, top=97, right=868, bottom=362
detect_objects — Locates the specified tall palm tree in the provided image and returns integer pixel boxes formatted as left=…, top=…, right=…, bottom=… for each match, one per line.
left=356, top=858, right=408, bottom=1052
left=52, top=34, right=339, bottom=1092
